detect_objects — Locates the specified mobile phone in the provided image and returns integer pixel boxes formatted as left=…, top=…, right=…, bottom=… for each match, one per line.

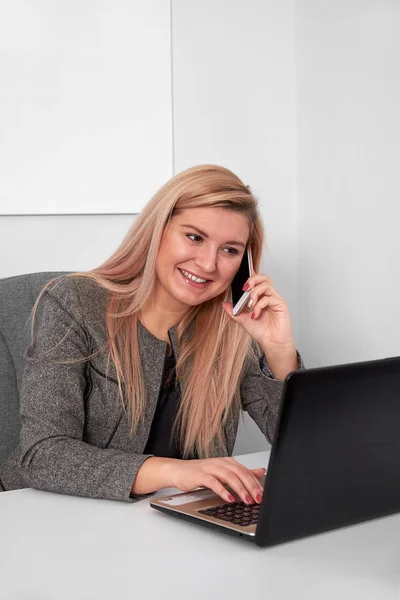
left=231, top=247, right=253, bottom=316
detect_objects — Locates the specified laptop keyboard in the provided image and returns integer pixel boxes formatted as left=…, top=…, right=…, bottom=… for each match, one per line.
left=198, top=501, right=260, bottom=526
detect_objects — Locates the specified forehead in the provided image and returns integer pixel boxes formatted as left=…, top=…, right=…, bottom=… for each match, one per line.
left=170, top=207, right=250, bottom=242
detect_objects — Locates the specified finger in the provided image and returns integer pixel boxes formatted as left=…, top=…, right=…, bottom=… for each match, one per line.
left=243, top=467, right=265, bottom=491
left=251, top=467, right=267, bottom=480
left=221, top=301, right=258, bottom=326
left=223, top=458, right=265, bottom=488
left=221, top=301, right=234, bottom=318
left=229, top=467, right=263, bottom=497
left=222, top=301, right=254, bottom=324
left=222, top=461, right=265, bottom=500
left=251, top=294, right=287, bottom=319
left=201, top=474, right=236, bottom=504
left=212, top=468, right=255, bottom=504
left=219, top=463, right=264, bottom=503
left=247, top=471, right=264, bottom=496
left=221, top=457, right=265, bottom=483
left=246, top=283, right=276, bottom=310
left=243, top=273, right=274, bottom=291
left=250, top=469, right=266, bottom=495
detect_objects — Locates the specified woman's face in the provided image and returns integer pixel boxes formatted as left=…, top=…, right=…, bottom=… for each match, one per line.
left=155, top=206, right=250, bottom=311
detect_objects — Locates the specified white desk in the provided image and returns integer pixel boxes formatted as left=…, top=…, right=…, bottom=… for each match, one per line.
left=1, top=451, right=399, bottom=600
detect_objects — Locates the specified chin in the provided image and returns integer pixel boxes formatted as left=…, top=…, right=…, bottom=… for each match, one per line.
left=175, top=293, right=205, bottom=307
left=170, top=289, right=208, bottom=308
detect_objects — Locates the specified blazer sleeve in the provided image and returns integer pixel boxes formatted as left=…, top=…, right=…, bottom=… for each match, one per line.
left=240, top=342, right=305, bottom=444
left=18, top=278, right=154, bottom=502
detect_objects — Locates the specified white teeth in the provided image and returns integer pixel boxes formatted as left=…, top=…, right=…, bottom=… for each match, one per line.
left=179, top=269, right=208, bottom=283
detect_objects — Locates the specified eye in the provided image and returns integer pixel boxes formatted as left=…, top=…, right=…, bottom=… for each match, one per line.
left=223, top=247, right=240, bottom=256
left=186, top=233, right=203, bottom=242
left=186, top=234, right=239, bottom=256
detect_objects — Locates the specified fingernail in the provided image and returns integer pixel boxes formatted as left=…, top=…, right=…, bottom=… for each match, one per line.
left=251, top=312, right=255, bottom=319
left=228, top=494, right=236, bottom=503
left=247, top=298, right=254, bottom=308
left=246, top=496, right=253, bottom=504
left=256, top=493, right=262, bottom=503
left=242, top=283, right=250, bottom=291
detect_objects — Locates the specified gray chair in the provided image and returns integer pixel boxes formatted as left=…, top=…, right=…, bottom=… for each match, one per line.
left=0, top=272, right=68, bottom=469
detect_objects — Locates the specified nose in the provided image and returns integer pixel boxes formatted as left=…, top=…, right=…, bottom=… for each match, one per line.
left=194, top=245, right=218, bottom=275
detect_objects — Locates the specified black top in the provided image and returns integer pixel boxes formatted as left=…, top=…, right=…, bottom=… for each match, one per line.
left=144, top=346, right=183, bottom=459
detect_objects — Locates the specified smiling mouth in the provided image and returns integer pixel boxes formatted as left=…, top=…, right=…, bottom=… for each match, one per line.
left=178, top=268, right=212, bottom=284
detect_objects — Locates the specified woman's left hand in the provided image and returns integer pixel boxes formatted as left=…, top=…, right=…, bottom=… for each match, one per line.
left=221, top=273, right=295, bottom=350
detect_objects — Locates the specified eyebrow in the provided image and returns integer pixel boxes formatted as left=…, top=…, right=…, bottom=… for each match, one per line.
left=180, top=224, right=246, bottom=248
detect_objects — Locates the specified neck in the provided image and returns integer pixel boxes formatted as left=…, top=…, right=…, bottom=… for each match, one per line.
left=139, top=297, right=188, bottom=343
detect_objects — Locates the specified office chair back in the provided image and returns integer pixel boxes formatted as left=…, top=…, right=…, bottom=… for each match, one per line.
left=0, top=272, right=67, bottom=467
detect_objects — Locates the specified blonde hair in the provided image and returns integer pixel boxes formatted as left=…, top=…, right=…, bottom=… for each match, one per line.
left=36, top=165, right=264, bottom=458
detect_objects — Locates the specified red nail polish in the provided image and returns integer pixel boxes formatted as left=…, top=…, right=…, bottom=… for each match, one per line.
left=256, top=493, right=262, bottom=503
left=246, top=496, right=253, bottom=504
left=251, top=312, right=255, bottom=319
left=228, top=494, right=236, bottom=503
left=242, top=283, right=250, bottom=291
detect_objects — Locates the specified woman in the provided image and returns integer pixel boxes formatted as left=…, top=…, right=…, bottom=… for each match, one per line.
left=1, top=165, right=303, bottom=504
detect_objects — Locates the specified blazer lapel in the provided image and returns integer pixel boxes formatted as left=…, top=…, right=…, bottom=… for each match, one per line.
left=106, top=321, right=168, bottom=452
left=137, top=320, right=169, bottom=439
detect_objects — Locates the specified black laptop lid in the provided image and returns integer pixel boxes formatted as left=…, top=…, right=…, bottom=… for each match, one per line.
left=256, top=356, right=400, bottom=547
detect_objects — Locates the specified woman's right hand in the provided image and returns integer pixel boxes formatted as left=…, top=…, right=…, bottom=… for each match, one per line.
left=168, top=457, right=265, bottom=504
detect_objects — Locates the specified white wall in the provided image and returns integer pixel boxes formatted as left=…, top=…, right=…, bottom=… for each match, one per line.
left=0, top=215, right=134, bottom=278
left=172, top=0, right=297, bottom=453
left=3, top=1, right=398, bottom=455
left=295, top=0, right=400, bottom=367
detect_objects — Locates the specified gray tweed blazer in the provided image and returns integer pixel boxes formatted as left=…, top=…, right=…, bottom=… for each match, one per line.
left=0, top=276, right=303, bottom=502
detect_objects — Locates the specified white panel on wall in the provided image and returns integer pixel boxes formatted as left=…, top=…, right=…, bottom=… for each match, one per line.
left=0, top=0, right=172, bottom=215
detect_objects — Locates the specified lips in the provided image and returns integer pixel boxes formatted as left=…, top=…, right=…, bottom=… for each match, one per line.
left=177, top=268, right=212, bottom=288
left=178, top=268, right=211, bottom=283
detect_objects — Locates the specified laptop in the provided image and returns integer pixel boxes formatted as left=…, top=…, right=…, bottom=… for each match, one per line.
left=150, top=355, right=400, bottom=547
